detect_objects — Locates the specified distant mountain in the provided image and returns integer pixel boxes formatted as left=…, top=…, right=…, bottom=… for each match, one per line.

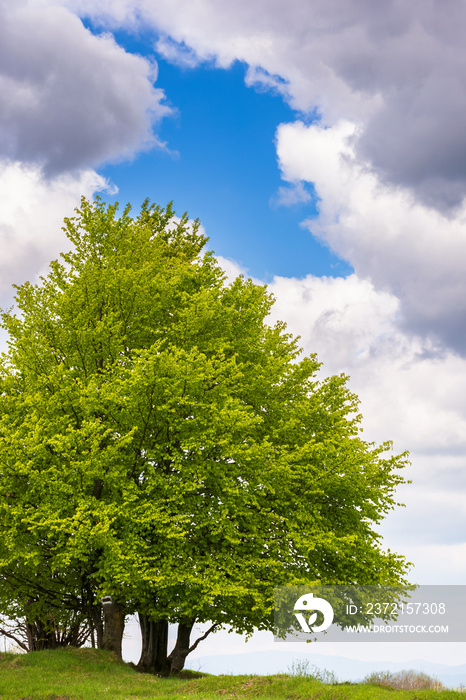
left=185, top=650, right=466, bottom=689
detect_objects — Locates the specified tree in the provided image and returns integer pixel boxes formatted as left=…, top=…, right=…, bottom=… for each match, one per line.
left=0, top=197, right=410, bottom=674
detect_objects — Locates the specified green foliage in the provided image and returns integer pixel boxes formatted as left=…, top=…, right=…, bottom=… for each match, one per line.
left=0, top=197, right=411, bottom=650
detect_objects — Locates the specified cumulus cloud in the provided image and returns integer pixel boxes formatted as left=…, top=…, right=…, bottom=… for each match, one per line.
left=266, top=272, right=466, bottom=454
left=0, top=160, right=112, bottom=310
left=275, top=120, right=466, bottom=354
left=0, top=1, right=171, bottom=175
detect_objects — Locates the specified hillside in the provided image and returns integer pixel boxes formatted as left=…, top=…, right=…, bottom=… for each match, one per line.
left=0, top=647, right=463, bottom=699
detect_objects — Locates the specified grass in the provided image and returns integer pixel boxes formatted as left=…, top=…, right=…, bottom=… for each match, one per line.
left=0, top=647, right=464, bottom=700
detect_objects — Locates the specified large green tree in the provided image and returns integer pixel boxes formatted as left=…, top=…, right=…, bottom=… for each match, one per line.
left=0, top=198, right=410, bottom=674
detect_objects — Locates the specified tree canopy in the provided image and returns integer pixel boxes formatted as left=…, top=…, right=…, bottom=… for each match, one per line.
left=0, top=197, right=410, bottom=673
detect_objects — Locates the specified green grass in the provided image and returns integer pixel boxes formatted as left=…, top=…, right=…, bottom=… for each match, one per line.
left=0, top=647, right=463, bottom=700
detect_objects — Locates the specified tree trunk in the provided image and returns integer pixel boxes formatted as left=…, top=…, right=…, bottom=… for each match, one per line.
left=166, top=619, right=195, bottom=675
left=25, top=619, right=58, bottom=651
left=91, top=605, right=104, bottom=649
left=101, top=599, right=125, bottom=658
left=137, top=614, right=169, bottom=674
left=137, top=616, right=216, bottom=676
left=24, top=598, right=58, bottom=651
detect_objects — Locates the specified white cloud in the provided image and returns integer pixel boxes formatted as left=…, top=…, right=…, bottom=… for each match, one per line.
left=0, top=160, right=112, bottom=311
left=154, top=35, right=205, bottom=68
left=271, top=182, right=312, bottom=207
left=215, top=255, right=250, bottom=285
left=266, top=271, right=466, bottom=455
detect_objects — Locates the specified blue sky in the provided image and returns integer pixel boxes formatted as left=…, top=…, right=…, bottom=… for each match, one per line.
left=95, top=28, right=351, bottom=280
left=1, top=0, right=466, bottom=674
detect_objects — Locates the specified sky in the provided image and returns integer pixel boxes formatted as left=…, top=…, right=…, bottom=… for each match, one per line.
left=1, top=0, right=466, bottom=673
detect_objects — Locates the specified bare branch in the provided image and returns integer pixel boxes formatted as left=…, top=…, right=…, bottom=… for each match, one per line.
left=0, top=627, right=29, bottom=652
left=188, top=623, right=218, bottom=654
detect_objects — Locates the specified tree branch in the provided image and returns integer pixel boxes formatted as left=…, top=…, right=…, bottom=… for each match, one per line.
left=0, top=627, right=29, bottom=652
left=188, top=623, right=218, bottom=655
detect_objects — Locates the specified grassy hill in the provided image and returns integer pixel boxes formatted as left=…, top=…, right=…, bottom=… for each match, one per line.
left=0, top=647, right=463, bottom=700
